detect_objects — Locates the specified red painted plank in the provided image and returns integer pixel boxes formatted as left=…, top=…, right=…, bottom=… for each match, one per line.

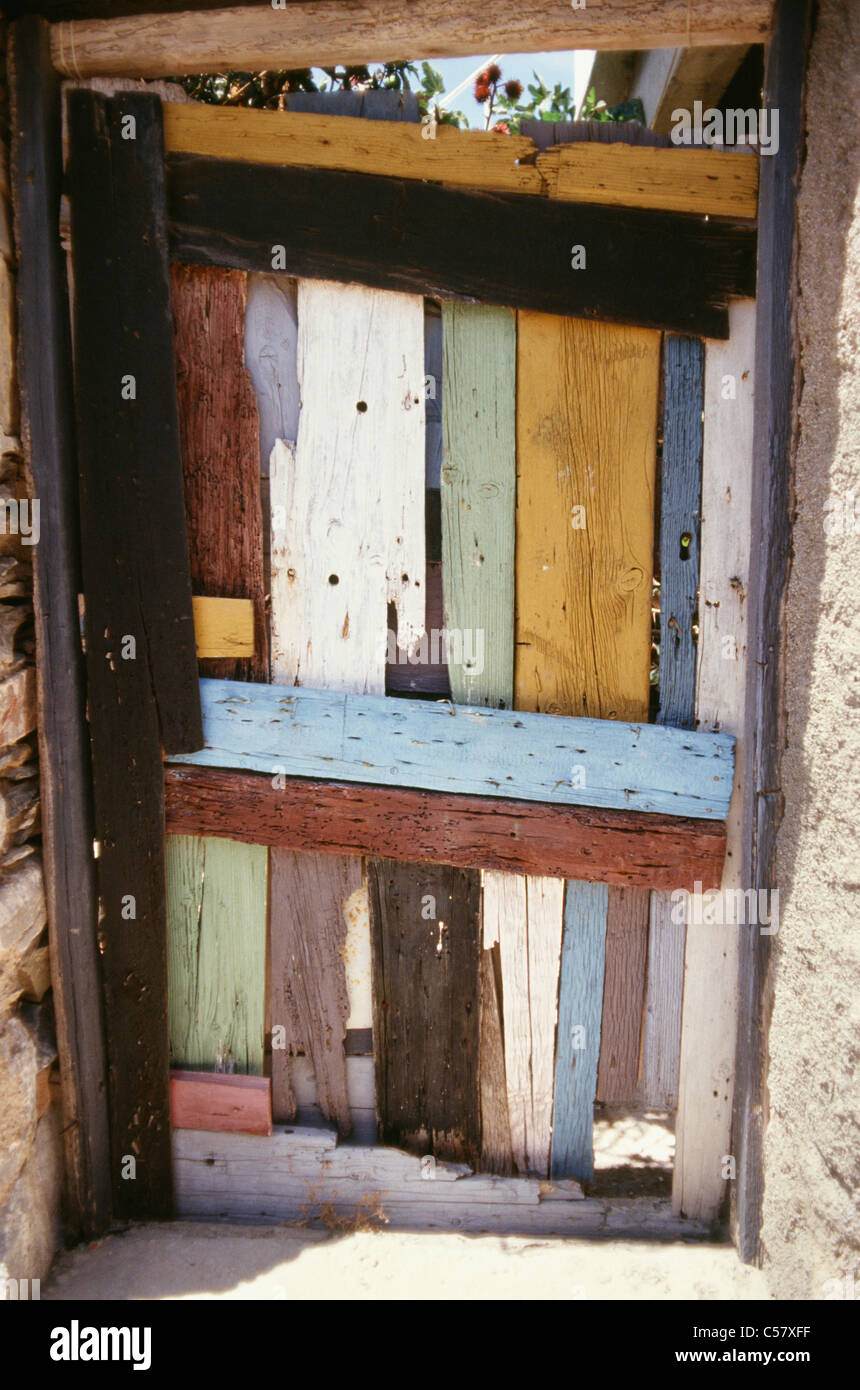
left=169, top=1069, right=272, bottom=1135
left=163, top=766, right=726, bottom=891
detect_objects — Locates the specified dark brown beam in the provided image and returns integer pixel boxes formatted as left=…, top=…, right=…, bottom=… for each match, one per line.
left=8, top=14, right=111, bottom=1240
left=164, top=765, right=728, bottom=892
left=165, top=154, right=756, bottom=339
left=67, top=89, right=201, bottom=1218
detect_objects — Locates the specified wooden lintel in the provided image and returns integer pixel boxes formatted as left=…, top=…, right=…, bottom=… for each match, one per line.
left=50, top=3, right=773, bottom=80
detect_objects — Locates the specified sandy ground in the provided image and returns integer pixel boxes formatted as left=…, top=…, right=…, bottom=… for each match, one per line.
left=43, top=1222, right=771, bottom=1301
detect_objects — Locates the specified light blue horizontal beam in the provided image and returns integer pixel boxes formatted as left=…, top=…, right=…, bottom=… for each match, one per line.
left=168, top=679, right=735, bottom=820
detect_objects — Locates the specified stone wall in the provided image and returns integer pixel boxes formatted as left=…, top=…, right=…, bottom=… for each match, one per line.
left=761, top=0, right=860, bottom=1300
left=0, top=21, right=63, bottom=1291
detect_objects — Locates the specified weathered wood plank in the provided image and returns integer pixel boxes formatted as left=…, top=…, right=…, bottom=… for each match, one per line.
left=166, top=157, right=757, bottom=340
left=170, top=679, right=736, bottom=820
left=160, top=103, right=759, bottom=218
left=368, top=858, right=481, bottom=1167
left=166, top=835, right=267, bottom=1075
left=537, top=142, right=758, bottom=218
left=595, top=886, right=650, bottom=1102
left=164, top=765, right=728, bottom=890
left=734, top=0, right=813, bottom=1265
left=479, top=949, right=512, bottom=1177
left=641, top=334, right=705, bottom=1110
left=243, top=273, right=299, bottom=475
left=657, top=336, right=705, bottom=729
left=8, top=15, right=111, bottom=1236
left=192, top=596, right=255, bottom=660
left=515, top=313, right=659, bottom=721
left=439, top=299, right=516, bottom=1172
left=67, top=87, right=203, bottom=1219
left=269, top=850, right=358, bottom=1134
left=169, top=1071, right=272, bottom=1137
left=68, top=91, right=201, bottom=756
left=171, top=262, right=268, bottom=682
left=267, top=278, right=425, bottom=1133
left=485, top=874, right=563, bottom=1177
left=675, top=299, right=757, bottom=1224
left=551, top=882, right=609, bottom=1182
left=441, top=303, right=516, bottom=709
left=269, top=282, right=425, bottom=690
left=517, top=310, right=658, bottom=1156
left=50, top=2, right=774, bottom=80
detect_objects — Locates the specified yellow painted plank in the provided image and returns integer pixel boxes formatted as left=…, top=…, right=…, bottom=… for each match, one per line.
left=192, top=595, right=255, bottom=659
left=515, top=313, right=659, bottom=722
left=162, top=104, right=757, bottom=217
left=537, top=142, right=758, bottom=219
left=163, top=103, right=543, bottom=197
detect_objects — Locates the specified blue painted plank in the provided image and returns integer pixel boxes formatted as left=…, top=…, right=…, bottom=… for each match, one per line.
left=168, top=678, right=735, bottom=820
left=659, top=335, right=704, bottom=729
left=551, top=882, right=609, bottom=1183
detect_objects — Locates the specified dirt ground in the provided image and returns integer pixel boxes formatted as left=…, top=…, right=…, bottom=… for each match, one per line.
left=43, top=1221, right=771, bottom=1301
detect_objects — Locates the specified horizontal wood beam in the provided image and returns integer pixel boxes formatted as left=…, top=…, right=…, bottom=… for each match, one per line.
left=192, top=595, right=255, bottom=659
left=164, top=765, right=728, bottom=891
left=166, top=155, right=757, bottom=338
left=161, top=103, right=758, bottom=218
left=537, top=142, right=758, bottom=219
left=167, top=677, right=735, bottom=819
left=50, top=2, right=773, bottom=80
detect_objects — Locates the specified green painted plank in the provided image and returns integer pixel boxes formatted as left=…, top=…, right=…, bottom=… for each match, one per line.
left=166, top=835, right=268, bottom=1075
left=441, top=303, right=516, bottom=709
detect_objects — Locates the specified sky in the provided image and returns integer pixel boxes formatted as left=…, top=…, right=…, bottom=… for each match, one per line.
left=417, top=51, right=597, bottom=126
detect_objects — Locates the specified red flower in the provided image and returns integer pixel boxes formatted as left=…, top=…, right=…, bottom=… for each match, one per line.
left=485, top=63, right=502, bottom=84
left=493, top=121, right=511, bottom=135
left=474, top=78, right=492, bottom=102
left=504, top=79, right=523, bottom=101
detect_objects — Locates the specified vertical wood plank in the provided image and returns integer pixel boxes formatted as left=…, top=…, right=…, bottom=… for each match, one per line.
left=67, top=88, right=204, bottom=1217
left=171, top=262, right=268, bottom=682
left=271, top=280, right=425, bottom=691
left=244, top=273, right=299, bottom=475
left=595, top=886, right=650, bottom=1101
left=268, top=851, right=359, bottom=1132
left=675, top=299, right=756, bottom=1223
left=166, top=835, right=267, bottom=1075
left=484, top=873, right=563, bottom=1176
left=515, top=312, right=658, bottom=1169
left=642, top=335, right=704, bottom=1110
left=515, top=313, right=658, bottom=722
left=735, top=0, right=813, bottom=1264
left=269, top=281, right=426, bottom=1134
left=8, top=15, right=111, bottom=1235
left=551, top=882, right=609, bottom=1182
left=478, top=949, right=512, bottom=1176
left=369, top=858, right=481, bottom=1166
left=440, top=300, right=516, bottom=1173
left=441, top=303, right=516, bottom=709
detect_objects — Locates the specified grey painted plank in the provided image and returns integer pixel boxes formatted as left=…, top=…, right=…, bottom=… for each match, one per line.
left=658, top=335, right=705, bottom=730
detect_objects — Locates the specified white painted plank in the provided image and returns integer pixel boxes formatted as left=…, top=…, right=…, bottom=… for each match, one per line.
left=673, top=299, right=756, bottom=1221
left=270, top=280, right=426, bottom=692
left=486, top=871, right=563, bottom=1176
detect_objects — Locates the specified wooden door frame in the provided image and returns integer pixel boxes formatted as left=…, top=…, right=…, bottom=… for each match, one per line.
left=9, top=0, right=811, bottom=1263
